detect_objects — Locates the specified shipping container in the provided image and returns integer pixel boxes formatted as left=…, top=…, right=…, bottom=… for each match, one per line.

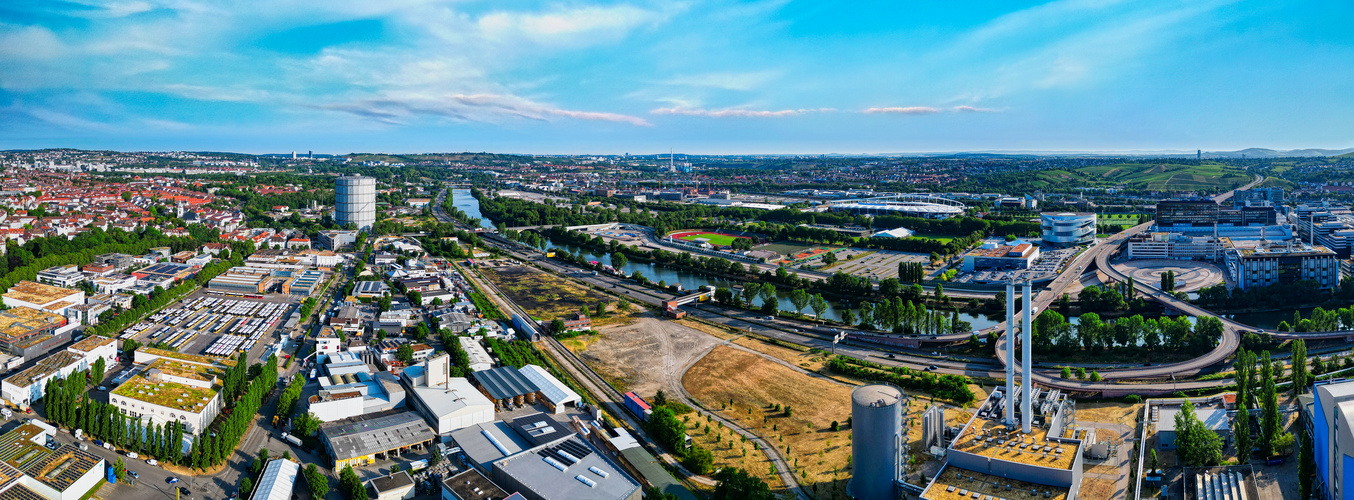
left=623, top=392, right=653, bottom=421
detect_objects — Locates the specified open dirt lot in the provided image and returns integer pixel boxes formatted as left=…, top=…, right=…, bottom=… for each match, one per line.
left=683, top=345, right=856, bottom=500
left=566, top=317, right=719, bottom=398
left=481, top=264, right=633, bottom=324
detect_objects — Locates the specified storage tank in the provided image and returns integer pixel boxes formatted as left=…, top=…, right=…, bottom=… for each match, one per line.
left=335, top=175, right=376, bottom=231
left=849, top=384, right=904, bottom=500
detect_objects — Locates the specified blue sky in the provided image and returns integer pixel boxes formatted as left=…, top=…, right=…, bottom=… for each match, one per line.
left=1, top=0, right=1352, bottom=154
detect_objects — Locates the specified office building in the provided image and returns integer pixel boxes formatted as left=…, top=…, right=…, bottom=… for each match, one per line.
left=319, top=230, right=359, bottom=250
left=1125, top=232, right=1223, bottom=261
left=1222, top=239, right=1340, bottom=290
left=370, top=471, right=416, bottom=500
left=1156, top=199, right=1279, bottom=228
left=960, top=241, right=1042, bottom=272
left=1233, top=187, right=1284, bottom=207
left=1309, top=379, right=1354, bottom=500
left=1, top=337, right=115, bottom=409
left=35, top=266, right=84, bottom=288
left=1040, top=212, right=1096, bottom=246
left=336, top=175, right=377, bottom=232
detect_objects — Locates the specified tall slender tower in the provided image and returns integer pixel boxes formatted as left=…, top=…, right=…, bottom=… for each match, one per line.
left=1022, top=281, right=1034, bottom=434
left=1004, top=280, right=1016, bottom=426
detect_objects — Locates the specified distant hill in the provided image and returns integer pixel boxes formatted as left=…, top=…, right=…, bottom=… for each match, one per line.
left=1205, top=147, right=1354, bottom=158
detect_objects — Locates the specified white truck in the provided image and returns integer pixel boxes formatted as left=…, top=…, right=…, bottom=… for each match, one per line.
left=280, top=432, right=303, bottom=447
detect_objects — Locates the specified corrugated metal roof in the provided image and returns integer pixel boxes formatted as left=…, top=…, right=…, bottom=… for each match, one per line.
left=473, top=366, right=539, bottom=401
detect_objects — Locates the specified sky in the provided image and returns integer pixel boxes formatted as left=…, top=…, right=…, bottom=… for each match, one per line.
left=1, top=0, right=1352, bottom=155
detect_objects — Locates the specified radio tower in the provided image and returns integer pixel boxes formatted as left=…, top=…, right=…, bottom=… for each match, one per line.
left=669, top=148, right=674, bottom=172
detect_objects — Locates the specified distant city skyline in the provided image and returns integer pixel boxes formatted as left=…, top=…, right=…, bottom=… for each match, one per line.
left=1, top=0, right=1352, bottom=154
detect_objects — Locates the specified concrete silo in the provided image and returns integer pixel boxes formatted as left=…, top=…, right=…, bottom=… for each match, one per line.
left=849, top=384, right=904, bottom=500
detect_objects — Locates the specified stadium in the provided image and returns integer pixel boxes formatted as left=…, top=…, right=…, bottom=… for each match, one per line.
left=829, top=194, right=966, bottom=219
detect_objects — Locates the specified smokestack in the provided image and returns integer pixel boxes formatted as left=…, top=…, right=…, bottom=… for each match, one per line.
left=1005, top=281, right=1015, bottom=426
left=1022, top=282, right=1033, bottom=434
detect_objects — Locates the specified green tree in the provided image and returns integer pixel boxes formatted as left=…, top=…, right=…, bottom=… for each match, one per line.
left=240, top=478, right=253, bottom=495
left=1291, top=339, right=1308, bottom=397
left=340, top=465, right=367, bottom=500
left=788, top=289, right=810, bottom=316
left=1174, top=400, right=1223, bottom=467
left=1235, top=400, right=1252, bottom=462
left=305, top=464, right=330, bottom=499
left=611, top=252, right=628, bottom=269
left=1260, top=351, right=1283, bottom=456
left=91, top=357, right=106, bottom=385
left=683, top=446, right=714, bottom=474
left=809, top=294, right=828, bottom=322
left=396, top=344, right=414, bottom=363
left=113, top=457, right=126, bottom=482
left=712, top=468, right=775, bottom=500
left=1300, top=427, right=1315, bottom=500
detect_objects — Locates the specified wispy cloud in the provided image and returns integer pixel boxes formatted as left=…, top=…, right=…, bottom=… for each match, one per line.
left=651, top=107, right=830, bottom=118
left=660, top=71, right=781, bottom=91
left=863, top=107, right=941, bottom=115
left=951, top=105, right=1000, bottom=113
left=325, top=93, right=651, bottom=126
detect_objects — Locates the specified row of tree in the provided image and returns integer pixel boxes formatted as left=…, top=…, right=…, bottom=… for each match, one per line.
left=1032, top=310, right=1224, bottom=353
left=827, top=356, right=975, bottom=404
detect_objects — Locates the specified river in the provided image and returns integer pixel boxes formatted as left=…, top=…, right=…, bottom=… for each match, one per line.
left=453, top=189, right=1000, bottom=329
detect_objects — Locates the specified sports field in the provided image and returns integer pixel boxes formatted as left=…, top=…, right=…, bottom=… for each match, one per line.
left=669, top=230, right=749, bottom=247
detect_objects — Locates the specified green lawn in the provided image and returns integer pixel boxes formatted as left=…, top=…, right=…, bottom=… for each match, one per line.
left=910, top=233, right=956, bottom=243
left=675, top=232, right=746, bottom=246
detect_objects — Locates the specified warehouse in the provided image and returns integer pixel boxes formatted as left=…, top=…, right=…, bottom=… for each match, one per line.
left=1, top=281, right=84, bottom=317
left=0, top=422, right=107, bottom=500
left=320, top=410, right=437, bottom=468
left=355, top=280, right=392, bottom=298
left=1158, top=406, right=1231, bottom=449
left=369, top=471, right=415, bottom=500
left=490, top=434, right=641, bottom=500
left=450, top=421, right=532, bottom=472
left=441, top=469, right=510, bottom=500
left=1, top=337, right=115, bottom=409
left=458, top=337, right=494, bottom=372
left=252, top=459, right=300, bottom=500
left=517, top=365, right=579, bottom=414
left=207, top=267, right=276, bottom=294
left=282, top=270, right=325, bottom=295
left=472, top=366, right=541, bottom=410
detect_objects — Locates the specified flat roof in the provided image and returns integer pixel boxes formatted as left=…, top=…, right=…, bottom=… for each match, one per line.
left=442, top=468, right=507, bottom=500
left=0, top=307, right=66, bottom=340
left=493, top=435, right=639, bottom=500
left=146, top=358, right=218, bottom=383
left=473, top=366, right=539, bottom=401
left=450, top=422, right=531, bottom=471
left=922, top=465, right=1070, bottom=500
left=618, top=447, right=698, bottom=500
left=370, top=471, right=414, bottom=494
left=140, top=347, right=228, bottom=367
left=951, top=419, right=1077, bottom=470
left=508, top=412, right=572, bottom=447
left=320, top=410, right=436, bottom=461
left=112, top=375, right=217, bottom=413
left=67, top=336, right=115, bottom=353
left=5, top=351, right=80, bottom=388
left=401, top=368, right=494, bottom=418
left=2, top=281, right=80, bottom=306
left=1159, top=407, right=1231, bottom=433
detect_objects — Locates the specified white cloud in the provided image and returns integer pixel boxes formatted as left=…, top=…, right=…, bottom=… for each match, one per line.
left=651, top=107, right=830, bottom=118
left=324, top=93, right=651, bottom=126
left=863, top=107, right=941, bottom=115
left=477, top=4, right=669, bottom=46
left=661, top=71, right=781, bottom=91
left=951, top=105, right=1000, bottom=113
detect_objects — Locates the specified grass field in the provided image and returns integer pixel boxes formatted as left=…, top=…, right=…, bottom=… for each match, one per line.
left=911, top=233, right=956, bottom=243
left=671, top=231, right=748, bottom=247
left=481, top=265, right=633, bottom=325
left=1024, top=162, right=1251, bottom=191
left=757, top=241, right=816, bottom=256
left=683, top=345, right=855, bottom=500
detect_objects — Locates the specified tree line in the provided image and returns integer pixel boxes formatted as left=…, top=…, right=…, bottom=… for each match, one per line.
left=1032, top=310, right=1224, bottom=354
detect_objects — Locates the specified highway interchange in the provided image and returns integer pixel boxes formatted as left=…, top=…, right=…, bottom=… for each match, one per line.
left=438, top=176, right=1353, bottom=398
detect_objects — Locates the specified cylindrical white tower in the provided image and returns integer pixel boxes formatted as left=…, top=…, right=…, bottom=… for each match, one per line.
left=335, top=175, right=376, bottom=231
left=850, top=384, right=903, bottom=500
left=1022, top=282, right=1034, bottom=434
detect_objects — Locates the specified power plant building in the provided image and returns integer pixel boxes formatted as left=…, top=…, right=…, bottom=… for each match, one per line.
left=336, top=175, right=377, bottom=232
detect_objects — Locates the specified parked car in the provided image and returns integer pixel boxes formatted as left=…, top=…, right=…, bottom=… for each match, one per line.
left=102, top=442, right=113, bottom=450
left=97, top=386, right=107, bottom=391
left=125, top=452, right=139, bottom=459
left=167, top=477, right=179, bottom=484
left=77, top=442, right=88, bottom=451
left=926, top=365, right=938, bottom=371
left=128, top=471, right=138, bottom=479
left=146, top=459, right=158, bottom=466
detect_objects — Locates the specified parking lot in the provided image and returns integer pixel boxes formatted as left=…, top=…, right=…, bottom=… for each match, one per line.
left=825, top=248, right=931, bottom=281
left=950, top=246, right=1080, bottom=284
left=122, top=289, right=301, bottom=360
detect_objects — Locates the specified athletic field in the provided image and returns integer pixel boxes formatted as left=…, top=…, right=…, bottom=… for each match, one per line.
left=669, top=230, right=748, bottom=247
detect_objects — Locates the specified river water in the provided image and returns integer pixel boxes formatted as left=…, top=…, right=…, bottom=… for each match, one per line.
left=451, top=189, right=1000, bottom=329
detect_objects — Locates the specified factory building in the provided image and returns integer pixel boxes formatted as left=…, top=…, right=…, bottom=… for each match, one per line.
left=458, top=337, right=494, bottom=372
left=0, top=307, right=76, bottom=361
left=1040, top=212, right=1097, bottom=247
left=517, top=365, right=580, bottom=414
left=281, top=270, right=325, bottom=295
left=0, top=422, right=107, bottom=500
left=1, top=281, right=84, bottom=318
left=1, top=337, right=116, bottom=409
left=207, top=267, right=276, bottom=294
left=320, top=410, right=437, bottom=468
left=919, top=282, right=1085, bottom=500
left=130, top=262, right=196, bottom=287
left=336, top=175, right=377, bottom=232
left=401, top=354, right=494, bottom=435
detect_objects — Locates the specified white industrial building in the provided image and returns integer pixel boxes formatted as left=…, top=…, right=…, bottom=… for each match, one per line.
left=0, top=422, right=107, bottom=500
left=402, top=354, right=494, bottom=435
left=1, top=281, right=85, bottom=318
left=35, top=265, right=85, bottom=288
left=1, top=336, right=116, bottom=408
left=113, top=348, right=226, bottom=434
left=459, top=337, right=494, bottom=372
left=517, top=364, right=580, bottom=414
